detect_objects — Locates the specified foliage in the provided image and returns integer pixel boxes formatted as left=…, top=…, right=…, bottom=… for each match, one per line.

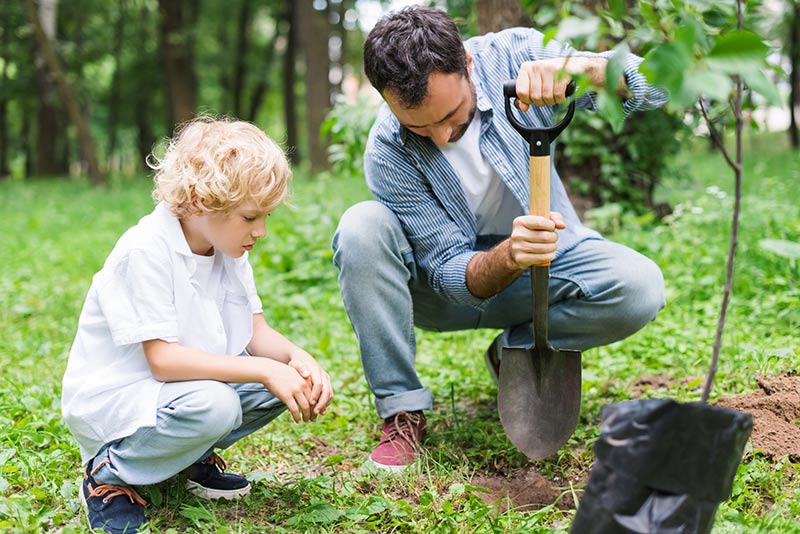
left=539, top=0, right=783, bottom=126
left=557, top=107, right=689, bottom=217
left=321, top=92, right=380, bottom=178
left=0, top=133, right=798, bottom=532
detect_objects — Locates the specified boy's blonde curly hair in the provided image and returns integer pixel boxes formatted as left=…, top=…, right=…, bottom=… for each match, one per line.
left=150, top=116, right=291, bottom=218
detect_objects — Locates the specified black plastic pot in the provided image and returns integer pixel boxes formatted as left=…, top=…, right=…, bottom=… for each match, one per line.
left=570, top=399, right=752, bottom=534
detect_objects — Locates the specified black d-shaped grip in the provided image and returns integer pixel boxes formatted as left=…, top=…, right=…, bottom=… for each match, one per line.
left=503, top=80, right=576, bottom=98
left=503, top=80, right=577, bottom=157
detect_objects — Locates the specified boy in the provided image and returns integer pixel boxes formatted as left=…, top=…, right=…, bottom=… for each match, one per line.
left=61, top=117, right=333, bottom=533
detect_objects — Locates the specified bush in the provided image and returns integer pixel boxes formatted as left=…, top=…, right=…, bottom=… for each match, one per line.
left=556, top=104, right=690, bottom=219
left=321, top=92, right=379, bottom=178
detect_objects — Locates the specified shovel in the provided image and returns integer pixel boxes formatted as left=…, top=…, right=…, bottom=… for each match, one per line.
left=497, top=80, right=582, bottom=460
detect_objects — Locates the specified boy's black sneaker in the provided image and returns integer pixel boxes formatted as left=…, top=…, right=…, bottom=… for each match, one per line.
left=182, top=452, right=251, bottom=500
left=80, top=458, right=146, bottom=534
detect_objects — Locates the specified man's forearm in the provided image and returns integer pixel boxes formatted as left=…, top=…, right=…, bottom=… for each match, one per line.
left=465, top=240, right=526, bottom=299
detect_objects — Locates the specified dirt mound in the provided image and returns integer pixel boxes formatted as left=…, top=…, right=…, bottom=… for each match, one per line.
left=715, top=374, right=800, bottom=460
left=471, top=468, right=579, bottom=511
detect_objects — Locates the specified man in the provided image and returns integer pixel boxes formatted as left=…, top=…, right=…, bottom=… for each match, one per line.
left=332, top=6, right=667, bottom=471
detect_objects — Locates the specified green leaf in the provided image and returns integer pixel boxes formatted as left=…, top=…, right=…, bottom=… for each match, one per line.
left=706, top=31, right=769, bottom=74
left=596, top=90, right=625, bottom=133
left=608, top=0, right=625, bottom=19
left=641, top=43, right=692, bottom=97
left=679, top=69, right=732, bottom=106
left=759, top=239, right=800, bottom=259
left=555, top=16, right=600, bottom=43
left=640, top=0, right=661, bottom=30
left=740, top=68, right=783, bottom=107
left=606, top=42, right=629, bottom=96
left=302, top=502, right=343, bottom=524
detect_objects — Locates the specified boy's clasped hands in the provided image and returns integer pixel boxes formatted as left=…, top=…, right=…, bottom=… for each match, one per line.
left=283, top=348, right=334, bottom=422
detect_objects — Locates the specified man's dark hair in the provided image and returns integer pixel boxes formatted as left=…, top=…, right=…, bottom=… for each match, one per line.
left=363, top=6, right=467, bottom=108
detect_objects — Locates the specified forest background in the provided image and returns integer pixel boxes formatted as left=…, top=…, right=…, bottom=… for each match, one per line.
left=1, top=0, right=800, bottom=532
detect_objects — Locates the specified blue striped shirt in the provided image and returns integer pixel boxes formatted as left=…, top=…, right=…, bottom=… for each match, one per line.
left=363, top=27, right=667, bottom=310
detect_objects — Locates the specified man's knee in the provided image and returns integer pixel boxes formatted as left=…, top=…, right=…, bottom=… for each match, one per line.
left=620, top=255, right=665, bottom=330
left=332, top=200, right=404, bottom=267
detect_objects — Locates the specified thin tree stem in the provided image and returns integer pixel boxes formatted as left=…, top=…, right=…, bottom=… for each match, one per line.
left=701, top=1, right=744, bottom=403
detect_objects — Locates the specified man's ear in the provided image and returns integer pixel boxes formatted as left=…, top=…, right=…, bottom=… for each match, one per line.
left=465, top=50, right=473, bottom=75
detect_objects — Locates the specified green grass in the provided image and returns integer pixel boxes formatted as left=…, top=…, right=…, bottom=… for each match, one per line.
left=1, top=131, right=798, bottom=533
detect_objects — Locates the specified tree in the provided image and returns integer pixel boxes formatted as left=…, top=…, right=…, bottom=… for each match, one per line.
left=283, top=1, right=299, bottom=165
left=158, top=0, right=198, bottom=132
left=23, top=0, right=105, bottom=185
left=476, top=0, right=528, bottom=34
left=106, top=0, right=126, bottom=168
left=31, top=0, right=65, bottom=177
left=297, top=0, right=332, bottom=172
left=788, top=0, right=799, bottom=148
left=558, top=0, right=781, bottom=399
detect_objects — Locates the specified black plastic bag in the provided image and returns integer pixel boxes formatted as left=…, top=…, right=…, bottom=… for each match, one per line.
left=570, top=399, right=752, bottom=534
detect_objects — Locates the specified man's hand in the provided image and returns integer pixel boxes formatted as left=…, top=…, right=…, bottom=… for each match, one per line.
left=466, top=212, right=566, bottom=299
left=288, top=349, right=334, bottom=419
left=508, top=212, right=566, bottom=269
left=513, top=57, right=609, bottom=110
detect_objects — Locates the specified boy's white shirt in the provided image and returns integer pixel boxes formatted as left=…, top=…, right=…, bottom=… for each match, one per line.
left=61, top=202, right=263, bottom=464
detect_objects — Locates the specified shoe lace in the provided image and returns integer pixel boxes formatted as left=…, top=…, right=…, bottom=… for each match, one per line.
left=380, top=411, right=423, bottom=449
left=86, top=459, right=147, bottom=507
left=202, top=452, right=227, bottom=473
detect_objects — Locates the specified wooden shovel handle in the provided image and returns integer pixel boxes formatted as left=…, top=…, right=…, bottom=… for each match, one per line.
left=529, top=154, right=550, bottom=218
left=530, top=154, right=551, bottom=266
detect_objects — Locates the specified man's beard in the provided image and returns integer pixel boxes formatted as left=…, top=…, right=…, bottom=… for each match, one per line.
left=448, top=82, right=478, bottom=144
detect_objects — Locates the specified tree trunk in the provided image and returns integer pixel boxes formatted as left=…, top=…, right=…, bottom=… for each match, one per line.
left=23, top=0, right=105, bottom=185
left=789, top=0, right=799, bottom=149
left=232, top=0, right=252, bottom=117
left=134, top=2, right=156, bottom=170
left=476, top=0, right=528, bottom=34
left=107, top=0, right=125, bottom=169
left=32, top=0, right=62, bottom=176
left=247, top=15, right=281, bottom=122
left=158, top=0, right=198, bottom=132
left=216, top=13, right=231, bottom=114
left=283, top=1, right=299, bottom=165
left=297, top=0, right=331, bottom=172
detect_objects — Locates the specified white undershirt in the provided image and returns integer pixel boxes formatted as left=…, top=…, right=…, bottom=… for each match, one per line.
left=440, top=112, right=523, bottom=235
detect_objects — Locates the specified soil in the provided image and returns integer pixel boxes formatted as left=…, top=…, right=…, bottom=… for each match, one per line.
left=715, top=374, right=800, bottom=461
left=629, top=373, right=703, bottom=398
left=470, top=468, right=581, bottom=512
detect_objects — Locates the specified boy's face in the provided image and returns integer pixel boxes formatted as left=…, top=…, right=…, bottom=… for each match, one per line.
left=182, top=199, right=268, bottom=258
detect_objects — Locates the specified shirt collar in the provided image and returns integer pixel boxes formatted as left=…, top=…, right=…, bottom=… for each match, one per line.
left=153, top=202, right=193, bottom=257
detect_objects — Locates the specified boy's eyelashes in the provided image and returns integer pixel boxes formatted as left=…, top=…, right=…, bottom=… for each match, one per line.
left=242, top=213, right=271, bottom=222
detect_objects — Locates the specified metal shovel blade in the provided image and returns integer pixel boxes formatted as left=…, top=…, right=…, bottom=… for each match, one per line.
left=498, top=345, right=582, bottom=460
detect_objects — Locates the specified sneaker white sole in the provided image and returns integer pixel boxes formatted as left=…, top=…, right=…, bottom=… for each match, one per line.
left=185, top=480, right=251, bottom=500
left=364, top=457, right=413, bottom=473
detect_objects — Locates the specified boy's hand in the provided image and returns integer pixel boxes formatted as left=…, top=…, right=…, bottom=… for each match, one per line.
left=288, top=349, right=334, bottom=419
left=261, top=359, right=316, bottom=423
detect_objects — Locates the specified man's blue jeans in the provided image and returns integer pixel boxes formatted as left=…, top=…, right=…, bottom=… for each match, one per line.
left=91, top=379, right=286, bottom=486
left=332, top=201, right=665, bottom=419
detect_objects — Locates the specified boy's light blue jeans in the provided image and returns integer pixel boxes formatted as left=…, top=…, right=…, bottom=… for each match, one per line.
left=332, top=201, right=665, bottom=420
left=91, top=380, right=286, bottom=486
